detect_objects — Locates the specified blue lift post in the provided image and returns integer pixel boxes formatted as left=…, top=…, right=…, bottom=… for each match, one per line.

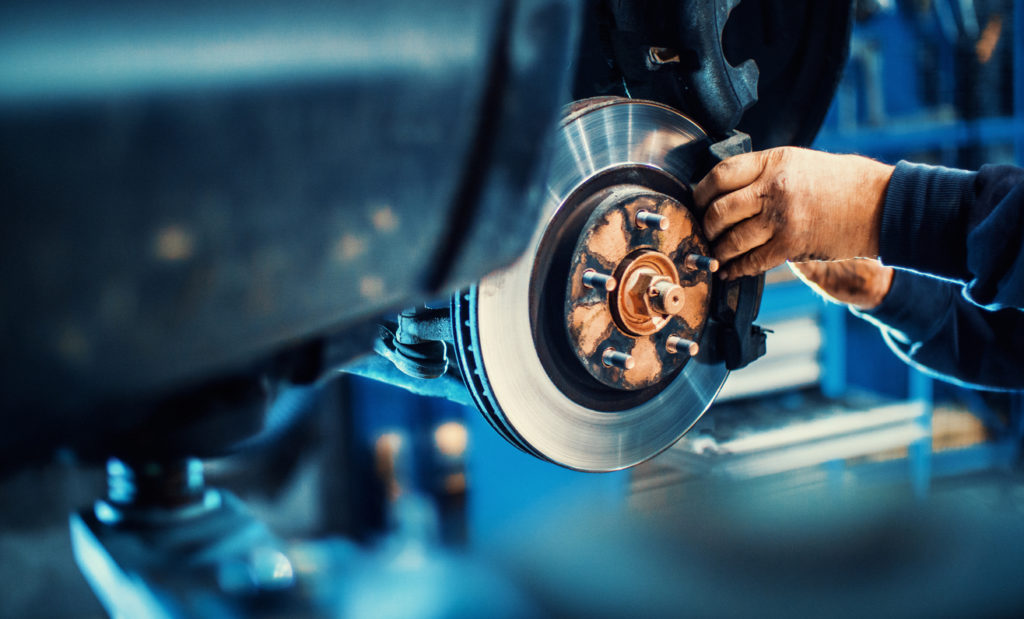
left=908, top=370, right=934, bottom=497
left=347, top=375, right=629, bottom=547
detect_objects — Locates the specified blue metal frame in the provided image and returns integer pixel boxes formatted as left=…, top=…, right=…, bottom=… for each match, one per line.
left=817, top=0, right=1024, bottom=168
left=816, top=116, right=1024, bottom=159
left=756, top=279, right=847, bottom=398
left=811, top=0, right=1024, bottom=492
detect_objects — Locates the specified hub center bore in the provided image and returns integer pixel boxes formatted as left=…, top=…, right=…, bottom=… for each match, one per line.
left=563, top=183, right=716, bottom=391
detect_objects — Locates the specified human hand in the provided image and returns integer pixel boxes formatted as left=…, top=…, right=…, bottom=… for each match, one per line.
left=790, top=259, right=894, bottom=310
left=694, top=147, right=894, bottom=279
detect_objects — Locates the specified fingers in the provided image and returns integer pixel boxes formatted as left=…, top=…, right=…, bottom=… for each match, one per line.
left=712, top=214, right=773, bottom=264
left=719, top=242, right=787, bottom=280
left=696, top=148, right=792, bottom=280
left=703, top=183, right=769, bottom=241
left=693, top=150, right=772, bottom=208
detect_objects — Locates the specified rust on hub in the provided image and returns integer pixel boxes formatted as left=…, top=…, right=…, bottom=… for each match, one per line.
left=612, top=250, right=685, bottom=336
left=563, top=183, right=712, bottom=391
left=648, top=279, right=685, bottom=315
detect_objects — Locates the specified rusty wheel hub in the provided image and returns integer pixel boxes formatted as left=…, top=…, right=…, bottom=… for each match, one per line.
left=613, top=250, right=685, bottom=336
left=564, top=184, right=716, bottom=390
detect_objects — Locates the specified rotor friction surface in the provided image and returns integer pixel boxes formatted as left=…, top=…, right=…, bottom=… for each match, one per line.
left=468, top=100, right=728, bottom=471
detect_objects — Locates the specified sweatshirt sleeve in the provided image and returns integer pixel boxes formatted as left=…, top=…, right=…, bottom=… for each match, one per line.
left=855, top=268, right=1024, bottom=391
left=879, top=161, right=1024, bottom=311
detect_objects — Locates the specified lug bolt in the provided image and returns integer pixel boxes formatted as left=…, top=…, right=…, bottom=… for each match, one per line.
left=666, top=335, right=699, bottom=356
left=685, top=253, right=719, bottom=272
left=602, top=348, right=635, bottom=370
left=635, top=210, right=669, bottom=231
left=582, top=269, right=617, bottom=291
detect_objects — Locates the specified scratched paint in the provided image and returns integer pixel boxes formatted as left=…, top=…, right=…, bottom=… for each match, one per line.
left=334, top=234, right=367, bottom=262
left=370, top=206, right=399, bottom=233
left=656, top=199, right=696, bottom=252
left=584, top=209, right=629, bottom=267
left=568, top=301, right=614, bottom=358
left=677, top=280, right=709, bottom=331
left=622, top=336, right=662, bottom=388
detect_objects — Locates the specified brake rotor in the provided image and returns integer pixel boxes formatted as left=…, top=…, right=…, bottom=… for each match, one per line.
left=454, top=98, right=728, bottom=471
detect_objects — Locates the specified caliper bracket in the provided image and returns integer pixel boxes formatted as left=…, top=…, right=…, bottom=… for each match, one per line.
left=696, top=130, right=768, bottom=371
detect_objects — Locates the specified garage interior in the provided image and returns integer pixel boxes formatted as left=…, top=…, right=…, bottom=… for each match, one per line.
left=2, top=1, right=1024, bottom=617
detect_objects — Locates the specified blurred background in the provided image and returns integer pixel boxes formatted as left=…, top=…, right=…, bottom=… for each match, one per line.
left=4, top=0, right=1024, bottom=616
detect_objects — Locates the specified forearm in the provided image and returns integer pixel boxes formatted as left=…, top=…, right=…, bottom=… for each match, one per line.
left=857, top=269, right=1024, bottom=391
left=879, top=162, right=1024, bottom=311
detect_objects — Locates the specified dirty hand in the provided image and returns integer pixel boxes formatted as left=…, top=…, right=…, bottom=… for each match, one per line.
left=693, top=147, right=895, bottom=279
left=790, top=259, right=894, bottom=311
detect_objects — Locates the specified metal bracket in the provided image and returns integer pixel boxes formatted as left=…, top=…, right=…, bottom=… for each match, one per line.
left=669, top=0, right=759, bottom=136
left=71, top=460, right=297, bottom=618
left=373, top=306, right=454, bottom=380
left=594, top=0, right=759, bottom=138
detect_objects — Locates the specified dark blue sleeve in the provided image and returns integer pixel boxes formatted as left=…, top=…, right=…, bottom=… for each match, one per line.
left=879, top=161, right=1024, bottom=311
left=855, top=268, right=1024, bottom=391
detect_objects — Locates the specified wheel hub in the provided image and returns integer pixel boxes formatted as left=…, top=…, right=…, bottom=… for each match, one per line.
left=564, top=185, right=716, bottom=390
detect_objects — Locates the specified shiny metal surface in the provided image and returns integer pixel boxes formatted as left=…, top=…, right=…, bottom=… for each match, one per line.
left=473, top=100, right=728, bottom=471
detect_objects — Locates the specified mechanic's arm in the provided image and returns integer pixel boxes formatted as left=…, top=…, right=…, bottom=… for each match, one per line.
left=694, top=147, right=1024, bottom=311
left=793, top=259, right=1024, bottom=391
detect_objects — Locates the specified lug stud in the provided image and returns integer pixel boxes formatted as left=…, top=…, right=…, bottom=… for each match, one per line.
left=582, top=269, right=617, bottom=291
left=602, top=348, right=635, bottom=370
left=685, top=253, right=719, bottom=273
left=666, top=335, right=699, bottom=356
left=635, top=210, right=669, bottom=231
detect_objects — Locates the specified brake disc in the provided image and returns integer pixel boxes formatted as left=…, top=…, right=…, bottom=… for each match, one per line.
left=453, top=98, right=728, bottom=471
